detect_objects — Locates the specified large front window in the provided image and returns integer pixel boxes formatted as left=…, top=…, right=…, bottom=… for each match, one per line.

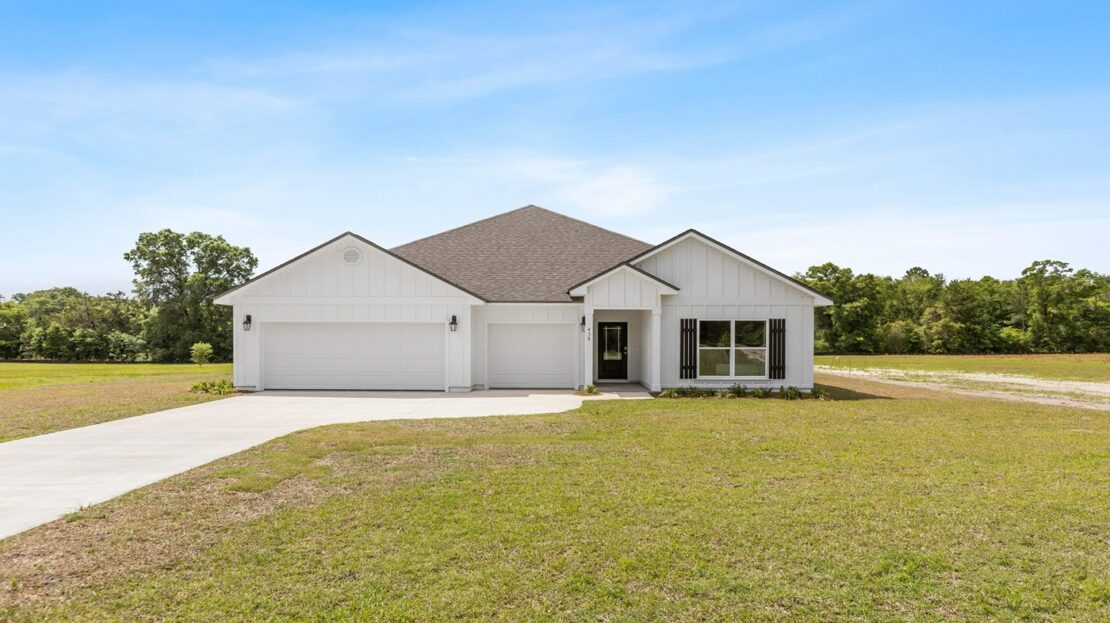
left=698, top=320, right=767, bottom=378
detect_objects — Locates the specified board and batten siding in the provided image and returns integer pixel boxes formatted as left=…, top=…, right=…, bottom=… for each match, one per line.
left=470, top=304, right=584, bottom=388
left=586, top=268, right=666, bottom=310
left=224, top=235, right=475, bottom=391
left=634, top=236, right=816, bottom=389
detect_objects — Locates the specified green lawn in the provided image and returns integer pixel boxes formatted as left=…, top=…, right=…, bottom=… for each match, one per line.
left=3, top=376, right=1108, bottom=622
left=0, top=362, right=233, bottom=442
left=816, top=353, right=1110, bottom=382
left=0, top=362, right=232, bottom=390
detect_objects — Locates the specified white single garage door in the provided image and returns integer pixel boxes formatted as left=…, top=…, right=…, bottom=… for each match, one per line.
left=487, top=323, right=577, bottom=388
left=262, top=322, right=445, bottom=390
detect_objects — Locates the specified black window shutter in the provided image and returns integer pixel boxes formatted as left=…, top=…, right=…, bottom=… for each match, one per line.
left=769, top=318, right=786, bottom=379
left=680, top=319, right=697, bottom=379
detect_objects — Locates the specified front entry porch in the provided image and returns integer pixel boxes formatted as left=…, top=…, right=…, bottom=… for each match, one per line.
left=584, top=308, right=662, bottom=392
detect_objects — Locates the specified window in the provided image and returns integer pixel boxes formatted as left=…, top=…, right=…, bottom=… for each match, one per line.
left=697, top=320, right=767, bottom=378
left=602, top=325, right=622, bottom=360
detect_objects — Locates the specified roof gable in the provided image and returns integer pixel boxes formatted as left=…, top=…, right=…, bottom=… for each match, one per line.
left=214, top=232, right=485, bottom=304
left=631, top=230, right=834, bottom=306
left=391, top=205, right=651, bottom=302
left=568, top=263, right=679, bottom=297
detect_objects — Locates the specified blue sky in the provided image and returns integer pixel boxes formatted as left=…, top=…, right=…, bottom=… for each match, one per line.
left=2, top=1, right=1108, bottom=296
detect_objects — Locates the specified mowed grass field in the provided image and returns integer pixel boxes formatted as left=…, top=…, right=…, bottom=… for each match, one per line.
left=0, top=363, right=233, bottom=442
left=2, top=375, right=1108, bottom=622
left=816, top=353, right=1110, bottom=382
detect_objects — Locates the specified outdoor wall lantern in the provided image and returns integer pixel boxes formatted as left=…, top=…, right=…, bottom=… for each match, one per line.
left=580, top=316, right=586, bottom=332
left=449, top=315, right=459, bottom=332
left=242, top=314, right=252, bottom=331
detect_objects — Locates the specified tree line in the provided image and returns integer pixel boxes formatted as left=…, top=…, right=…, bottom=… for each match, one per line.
left=1, top=238, right=1106, bottom=361
left=0, top=230, right=257, bottom=362
left=797, top=260, right=1110, bottom=354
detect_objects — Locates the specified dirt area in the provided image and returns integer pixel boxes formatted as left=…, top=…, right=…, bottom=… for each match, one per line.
left=815, top=366, right=1110, bottom=411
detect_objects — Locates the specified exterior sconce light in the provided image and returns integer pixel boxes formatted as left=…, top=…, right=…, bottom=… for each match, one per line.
left=580, top=316, right=586, bottom=332
left=242, top=314, right=252, bottom=331
left=449, top=315, right=459, bottom=332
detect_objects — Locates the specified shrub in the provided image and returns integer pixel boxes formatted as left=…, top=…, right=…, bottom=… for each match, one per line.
left=657, top=385, right=831, bottom=400
left=190, top=342, right=214, bottom=366
left=190, top=379, right=236, bottom=395
left=579, top=384, right=599, bottom=395
left=780, top=386, right=802, bottom=400
left=658, top=387, right=717, bottom=398
left=726, top=384, right=748, bottom=398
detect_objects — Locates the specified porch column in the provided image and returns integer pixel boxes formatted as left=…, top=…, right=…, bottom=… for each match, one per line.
left=650, top=308, right=662, bottom=392
left=582, top=309, right=594, bottom=388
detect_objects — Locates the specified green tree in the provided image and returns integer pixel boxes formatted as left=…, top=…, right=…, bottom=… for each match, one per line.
left=107, top=331, right=146, bottom=362
left=0, top=302, right=28, bottom=359
left=190, top=342, right=214, bottom=366
left=12, top=287, right=82, bottom=326
left=886, top=267, right=944, bottom=328
left=124, top=230, right=257, bottom=362
left=876, top=319, right=923, bottom=354
left=72, top=327, right=111, bottom=361
left=40, top=322, right=74, bottom=360
left=59, top=291, right=145, bottom=335
left=798, top=264, right=887, bottom=352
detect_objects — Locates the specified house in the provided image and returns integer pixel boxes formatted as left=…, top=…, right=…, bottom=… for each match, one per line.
left=214, top=206, right=832, bottom=392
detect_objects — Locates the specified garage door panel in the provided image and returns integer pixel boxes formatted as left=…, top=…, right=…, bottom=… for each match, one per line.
left=262, top=322, right=445, bottom=390
left=488, top=324, right=576, bottom=388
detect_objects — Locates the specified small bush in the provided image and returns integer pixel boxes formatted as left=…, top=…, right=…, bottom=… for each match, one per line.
left=190, top=342, right=214, bottom=366
left=657, top=385, right=829, bottom=400
left=579, top=384, right=599, bottom=395
left=780, top=386, right=802, bottom=400
left=190, top=379, right=236, bottom=395
left=658, top=386, right=735, bottom=398
left=726, top=384, right=748, bottom=398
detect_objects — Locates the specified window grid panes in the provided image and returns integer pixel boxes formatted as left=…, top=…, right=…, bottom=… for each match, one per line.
left=697, top=320, right=768, bottom=378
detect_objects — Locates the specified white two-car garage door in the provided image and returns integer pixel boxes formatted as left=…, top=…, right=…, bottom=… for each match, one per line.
left=261, top=322, right=445, bottom=390
left=487, top=323, right=577, bottom=388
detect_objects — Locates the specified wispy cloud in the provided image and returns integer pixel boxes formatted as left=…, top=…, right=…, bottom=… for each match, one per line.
left=199, top=1, right=875, bottom=105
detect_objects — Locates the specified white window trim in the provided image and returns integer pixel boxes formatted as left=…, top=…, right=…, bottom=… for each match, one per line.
left=696, top=319, right=769, bottom=380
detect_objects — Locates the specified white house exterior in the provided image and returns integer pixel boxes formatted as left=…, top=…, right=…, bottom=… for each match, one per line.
left=214, top=206, right=832, bottom=392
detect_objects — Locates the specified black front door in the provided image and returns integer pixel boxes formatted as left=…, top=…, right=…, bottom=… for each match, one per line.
left=597, top=322, right=628, bottom=380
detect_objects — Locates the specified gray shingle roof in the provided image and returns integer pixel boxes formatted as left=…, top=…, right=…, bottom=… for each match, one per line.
left=391, top=205, right=652, bottom=302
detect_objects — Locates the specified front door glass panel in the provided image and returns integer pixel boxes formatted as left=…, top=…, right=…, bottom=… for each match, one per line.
left=603, top=326, right=623, bottom=360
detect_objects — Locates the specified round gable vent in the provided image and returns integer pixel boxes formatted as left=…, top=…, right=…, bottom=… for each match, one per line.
left=342, top=247, right=362, bottom=265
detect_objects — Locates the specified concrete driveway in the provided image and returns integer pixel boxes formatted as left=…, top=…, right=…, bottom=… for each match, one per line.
left=0, top=389, right=646, bottom=540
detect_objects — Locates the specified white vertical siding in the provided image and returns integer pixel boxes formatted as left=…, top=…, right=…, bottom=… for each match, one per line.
left=224, top=235, right=476, bottom=391
left=586, top=269, right=664, bottom=310
left=635, top=236, right=818, bottom=389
